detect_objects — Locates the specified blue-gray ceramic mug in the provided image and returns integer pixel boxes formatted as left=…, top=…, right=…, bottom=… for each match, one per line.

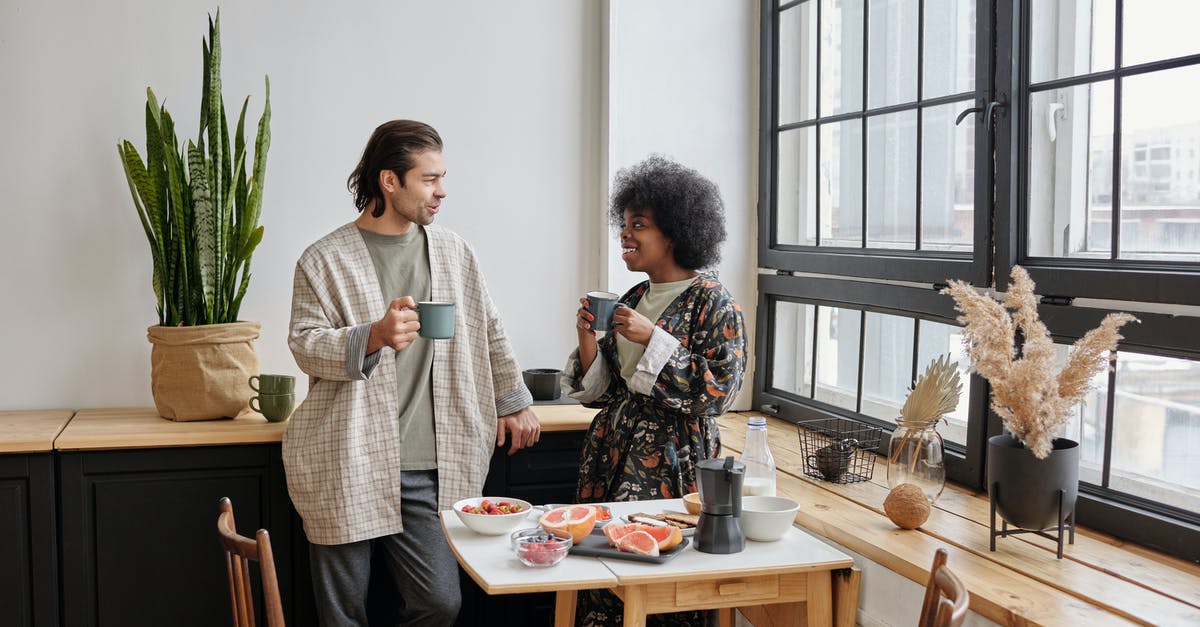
left=585, top=291, right=620, bottom=332
left=418, top=302, right=455, bottom=339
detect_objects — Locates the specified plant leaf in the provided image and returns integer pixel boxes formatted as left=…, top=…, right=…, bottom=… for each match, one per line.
left=205, top=11, right=223, bottom=223
left=188, top=140, right=217, bottom=322
left=118, top=142, right=166, bottom=324
left=244, top=76, right=270, bottom=247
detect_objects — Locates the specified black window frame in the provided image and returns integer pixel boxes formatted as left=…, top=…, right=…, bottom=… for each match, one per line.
left=997, top=0, right=1200, bottom=304
left=760, top=0, right=995, bottom=287
left=757, top=0, right=1200, bottom=562
left=753, top=273, right=991, bottom=487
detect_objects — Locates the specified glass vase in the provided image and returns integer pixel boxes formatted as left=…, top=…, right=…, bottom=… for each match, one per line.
left=887, top=419, right=945, bottom=504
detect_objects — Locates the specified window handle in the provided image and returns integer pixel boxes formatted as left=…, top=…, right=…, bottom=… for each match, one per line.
left=955, top=98, right=1008, bottom=127
left=1047, top=102, right=1066, bottom=142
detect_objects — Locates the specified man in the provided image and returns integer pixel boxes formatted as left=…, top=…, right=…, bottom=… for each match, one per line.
left=284, top=120, right=540, bottom=626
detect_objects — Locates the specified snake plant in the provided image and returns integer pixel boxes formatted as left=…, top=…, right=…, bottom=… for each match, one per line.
left=118, top=11, right=270, bottom=326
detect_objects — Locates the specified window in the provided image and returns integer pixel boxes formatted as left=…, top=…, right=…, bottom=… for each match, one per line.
left=759, top=0, right=1200, bottom=560
left=764, top=0, right=989, bottom=285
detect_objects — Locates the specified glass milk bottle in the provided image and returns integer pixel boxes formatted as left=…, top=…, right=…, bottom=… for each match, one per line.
left=740, top=416, right=777, bottom=496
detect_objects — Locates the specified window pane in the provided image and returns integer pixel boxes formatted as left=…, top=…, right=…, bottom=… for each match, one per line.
left=1118, top=65, right=1200, bottom=261
left=921, top=102, right=975, bottom=251
left=1122, top=0, right=1200, bottom=67
left=860, top=311, right=914, bottom=421
left=821, top=0, right=864, bottom=115
left=1052, top=344, right=1108, bottom=487
left=1110, top=352, right=1200, bottom=515
left=915, top=320, right=972, bottom=447
left=922, top=0, right=976, bottom=99
left=777, top=126, right=818, bottom=246
left=1027, top=81, right=1115, bottom=258
left=779, top=2, right=818, bottom=124
left=821, top=120, right=864, bottom=247
left=867, top=111, right=917, bottom=249
left=867, top=0, right=918, bottom=108
left=771, top=301, right=817, bottom=398
left=1029, top=0, right=1115, bottom=84
left=815, top=306, right=862, bottom=410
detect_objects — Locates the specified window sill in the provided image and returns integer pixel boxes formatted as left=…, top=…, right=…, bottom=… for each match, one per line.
left=717, top=413, right=1200, bottom=625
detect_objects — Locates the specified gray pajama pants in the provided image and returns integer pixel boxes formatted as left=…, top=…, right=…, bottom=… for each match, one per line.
left=308, top=469, right=461, bottom=627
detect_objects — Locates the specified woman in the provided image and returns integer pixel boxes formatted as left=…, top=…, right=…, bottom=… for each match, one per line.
left=564, top=156, right=746, bottom=627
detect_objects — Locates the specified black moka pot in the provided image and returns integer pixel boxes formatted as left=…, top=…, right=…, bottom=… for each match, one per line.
left=695, top=456, right=745, bottom=554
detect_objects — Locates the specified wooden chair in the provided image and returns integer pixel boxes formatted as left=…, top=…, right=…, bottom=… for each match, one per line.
left=217, top=497, right=285, bottom=627
left=919, top=548, right=969, bottom=627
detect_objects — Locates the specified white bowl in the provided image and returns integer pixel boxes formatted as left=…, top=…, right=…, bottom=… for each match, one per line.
left=740, top=495, right=801, bottom=541
left=452, top=497, right=534, bottom=535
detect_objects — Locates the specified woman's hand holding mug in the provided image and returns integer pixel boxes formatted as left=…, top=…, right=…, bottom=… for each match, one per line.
left=612, top=305, right=654, bottom=345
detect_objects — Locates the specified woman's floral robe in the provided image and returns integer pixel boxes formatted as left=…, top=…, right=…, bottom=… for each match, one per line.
left=563, top=274, right=746, bottom=627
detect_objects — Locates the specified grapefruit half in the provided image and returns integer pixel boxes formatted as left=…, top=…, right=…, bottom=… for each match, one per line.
left=615, top=529, right=660, bottom=556
left=640, top=523, right=684, bottom=551
left=538, top=505, right=597, bottom=543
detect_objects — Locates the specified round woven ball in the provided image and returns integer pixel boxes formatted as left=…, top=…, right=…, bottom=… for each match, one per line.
left=884, top=483, right=931, bottom=529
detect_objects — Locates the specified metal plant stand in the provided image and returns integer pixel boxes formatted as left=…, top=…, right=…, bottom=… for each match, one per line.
left=989, top=482, right=1077, bottom=559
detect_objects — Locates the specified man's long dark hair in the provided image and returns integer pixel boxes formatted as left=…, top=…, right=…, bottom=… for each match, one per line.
left=348, top=120, right=443, bottom=217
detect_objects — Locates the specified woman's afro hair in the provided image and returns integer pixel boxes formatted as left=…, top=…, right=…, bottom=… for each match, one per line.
left=608, top=155, right=727, bottom=270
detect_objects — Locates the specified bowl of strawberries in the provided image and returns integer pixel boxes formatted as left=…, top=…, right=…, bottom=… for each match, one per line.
left=510, top=528, right=572, bottom=567
left=452, top=497, right=533, bottom=535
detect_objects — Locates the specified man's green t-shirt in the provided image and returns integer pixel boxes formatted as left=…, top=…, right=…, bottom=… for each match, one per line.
left=359, top=227, right=437, bottom=470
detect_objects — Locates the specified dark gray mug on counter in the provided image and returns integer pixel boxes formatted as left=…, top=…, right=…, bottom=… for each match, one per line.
left=523, top=368, right=563, bottom=401
left=806, top=440, right=856, bottom=481
left=585, top=291, right=620, bottom=332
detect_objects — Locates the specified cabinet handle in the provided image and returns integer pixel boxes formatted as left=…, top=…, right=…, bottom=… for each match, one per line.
left=718, top=582, right=748, bottom=596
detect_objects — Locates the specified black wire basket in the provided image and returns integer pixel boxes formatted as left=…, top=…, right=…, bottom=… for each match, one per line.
left=795, top=417, right=882, bottom=484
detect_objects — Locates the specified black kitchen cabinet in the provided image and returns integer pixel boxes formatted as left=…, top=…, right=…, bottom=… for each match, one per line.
left=0, top=452, right=59, bottom=627
left=53, top=429, right=585, bottom=627
left=57, top=444, right=312, bottom=627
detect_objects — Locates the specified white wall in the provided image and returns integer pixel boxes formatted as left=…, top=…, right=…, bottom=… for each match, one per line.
left=605, top=0, right=759, bottom=409
left=0, top=0, right=757, bottom=411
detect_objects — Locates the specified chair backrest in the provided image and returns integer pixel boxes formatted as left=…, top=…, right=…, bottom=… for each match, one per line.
left=217, top=497, right=285, bottom=627
left=918, top=548, right=969, bottom=627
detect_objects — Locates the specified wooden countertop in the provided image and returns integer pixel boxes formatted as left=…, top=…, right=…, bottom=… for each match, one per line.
left=0, top=409, right=74, bottom=453
left=50, top=404, right=594, bottom=452
left=534, top=403, right=594, bottom=432
left=717, top=414, right=1200, bottom=626
left=54, top=407, right=286, bottom=451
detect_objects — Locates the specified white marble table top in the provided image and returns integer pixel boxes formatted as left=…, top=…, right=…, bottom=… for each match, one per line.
left=442, top=497, right=853, bottom=594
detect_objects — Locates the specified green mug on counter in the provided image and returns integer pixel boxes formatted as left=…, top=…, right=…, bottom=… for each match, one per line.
left=250, top=392, right=295, bottom=423
left=249, top=374, right=295, bottom=394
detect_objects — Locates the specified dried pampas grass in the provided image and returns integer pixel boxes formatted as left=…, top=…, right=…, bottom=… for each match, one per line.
left=941, top=266, right=1137, bottom=459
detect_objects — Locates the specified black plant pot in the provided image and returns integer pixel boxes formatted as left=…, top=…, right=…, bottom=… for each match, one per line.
left=987, top=434, right=1079, bottom=531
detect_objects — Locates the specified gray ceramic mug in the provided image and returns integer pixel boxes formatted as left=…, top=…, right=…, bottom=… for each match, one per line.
left=806, top=440, right=856, bottom=481
left=523, top=368, right=563, bottom=401
left=585, top=291, right=620, bottom=332
left=418, top=302, right=455, bottom=339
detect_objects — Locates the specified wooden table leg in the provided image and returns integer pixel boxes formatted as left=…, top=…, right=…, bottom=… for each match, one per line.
left=718, top=607, right=735, bottom=627
left=554, top=589, right=577, bottom=627
left=806, top=570, right=833, bottom=626
left=833, top=567, right=861, bottom=627
left=622, top=585, right=647, bottom=627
